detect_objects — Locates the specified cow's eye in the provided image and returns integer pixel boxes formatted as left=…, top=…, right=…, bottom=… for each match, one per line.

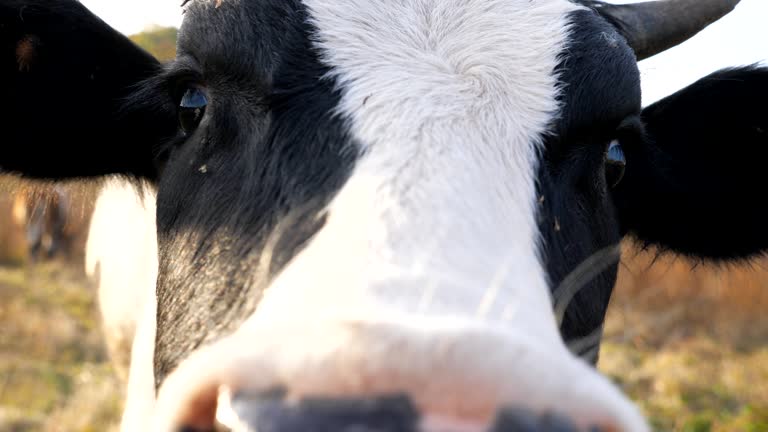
left=605, top=140, right=626, bottom=187
left=179, top=87, right=207, bottom=134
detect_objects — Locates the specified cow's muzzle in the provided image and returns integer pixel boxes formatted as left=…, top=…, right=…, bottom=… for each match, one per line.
left=195, top=389, right=607, bottom=432
left=152, top=319, right=646, bottom=432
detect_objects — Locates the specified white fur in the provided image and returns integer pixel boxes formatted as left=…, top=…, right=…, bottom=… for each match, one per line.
left=86, top=179, right=157, bottom=379
left=285, top=0, right=574, bottom=340
left=84, top=178, right=158, bottom=430
left=120, top=283, right=157, bottom=432
left=149, top=1, right=648, bottom=431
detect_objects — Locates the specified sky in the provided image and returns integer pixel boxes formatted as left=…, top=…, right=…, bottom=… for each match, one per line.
left=81, top=0, right=767, bottom=105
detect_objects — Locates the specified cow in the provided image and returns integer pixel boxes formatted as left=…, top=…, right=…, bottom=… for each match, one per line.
left=2, top=0, right=767, bottom=431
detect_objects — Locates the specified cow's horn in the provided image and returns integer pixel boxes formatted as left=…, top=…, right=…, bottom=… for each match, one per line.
left=593, top=0, right=741, bottom=61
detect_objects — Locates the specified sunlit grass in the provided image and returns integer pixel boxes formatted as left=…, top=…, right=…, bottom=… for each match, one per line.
left=601, top=247, right=768, bottom=432
left=0, top=263, right=121, bottom=432
left=601, top=341, right=768, bottom=432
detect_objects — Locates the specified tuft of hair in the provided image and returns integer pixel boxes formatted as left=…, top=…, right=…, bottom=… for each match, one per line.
left=15, top=35, right=40, bottom=72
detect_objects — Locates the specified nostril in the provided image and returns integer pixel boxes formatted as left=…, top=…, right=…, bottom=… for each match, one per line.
left=174, top=384, right=219, bottom=432
left=490, top=409, right=606, bottom=432
left=177, top=427, right=225, bottom=432
left=212, top=389, right=419, bottom=432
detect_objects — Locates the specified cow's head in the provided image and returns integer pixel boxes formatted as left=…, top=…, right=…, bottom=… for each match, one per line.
left=2, top=0, right=767, bottom=431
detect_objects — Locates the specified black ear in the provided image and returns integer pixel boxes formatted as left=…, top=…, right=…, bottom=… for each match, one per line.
left=613, top=66, right=768, bottom=260
left=0, top=0, right=175, bottom=180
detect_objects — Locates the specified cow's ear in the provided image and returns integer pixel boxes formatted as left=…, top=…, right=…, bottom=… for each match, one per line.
left=613, top=66, right=768, bottom=260
left=0, top=0, right=176, bottom=181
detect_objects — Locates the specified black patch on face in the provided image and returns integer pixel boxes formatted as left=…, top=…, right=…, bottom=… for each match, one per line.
left=537, top=9, right=641, bottom=359
left=151, top=0, right=357, bottom=386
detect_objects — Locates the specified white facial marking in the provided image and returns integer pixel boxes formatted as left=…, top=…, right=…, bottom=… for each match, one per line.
left=257, top=0, right=579, bottom=337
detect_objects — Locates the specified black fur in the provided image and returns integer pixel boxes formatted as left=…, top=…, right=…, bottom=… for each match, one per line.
left=0, top=0, right=173, bottom=179
left=537, top=9, right=641, bottom=359
left=615, top=66, right=768, bottom=260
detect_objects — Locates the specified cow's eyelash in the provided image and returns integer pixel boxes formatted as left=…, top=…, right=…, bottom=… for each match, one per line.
left=614, top=115, right=644, bottom=146
left=162, top=58, right=206, bottom=101
left=166, top=74, right=205, bottom=104
left=616, top=115, right=642, bottom=134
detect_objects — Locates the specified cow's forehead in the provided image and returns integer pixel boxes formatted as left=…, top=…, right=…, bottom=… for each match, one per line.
left=177, top=0, right=638, bottom=120
left=179, top=0, right=293, bottom=82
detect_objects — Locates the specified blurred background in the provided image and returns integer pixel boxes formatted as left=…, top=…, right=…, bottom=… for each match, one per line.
left=1, top=1, right=767, bottom=431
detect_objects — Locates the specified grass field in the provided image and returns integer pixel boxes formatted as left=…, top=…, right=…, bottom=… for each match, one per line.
left=601, top=251, right=768, bottom=432
left=0, top=250, right=767, bottom=431
left=0, top=262, right=121, bottom=432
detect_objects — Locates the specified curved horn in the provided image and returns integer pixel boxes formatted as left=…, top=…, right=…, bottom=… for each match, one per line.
left=594, top=0, right=742, bottom=61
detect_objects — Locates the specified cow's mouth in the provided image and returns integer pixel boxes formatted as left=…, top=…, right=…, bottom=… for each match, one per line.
left=204, top=388, right=607, bottom=432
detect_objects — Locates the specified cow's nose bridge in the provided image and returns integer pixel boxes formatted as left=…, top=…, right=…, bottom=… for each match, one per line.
left=151, top=319, right=648, bottom=432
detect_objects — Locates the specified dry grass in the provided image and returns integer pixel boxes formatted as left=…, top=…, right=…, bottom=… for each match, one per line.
left=0, top=175, right=98, bottom=266
left=0, top=263, right=122, bottom=432
left=600, top=245, right=768, bottom=432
